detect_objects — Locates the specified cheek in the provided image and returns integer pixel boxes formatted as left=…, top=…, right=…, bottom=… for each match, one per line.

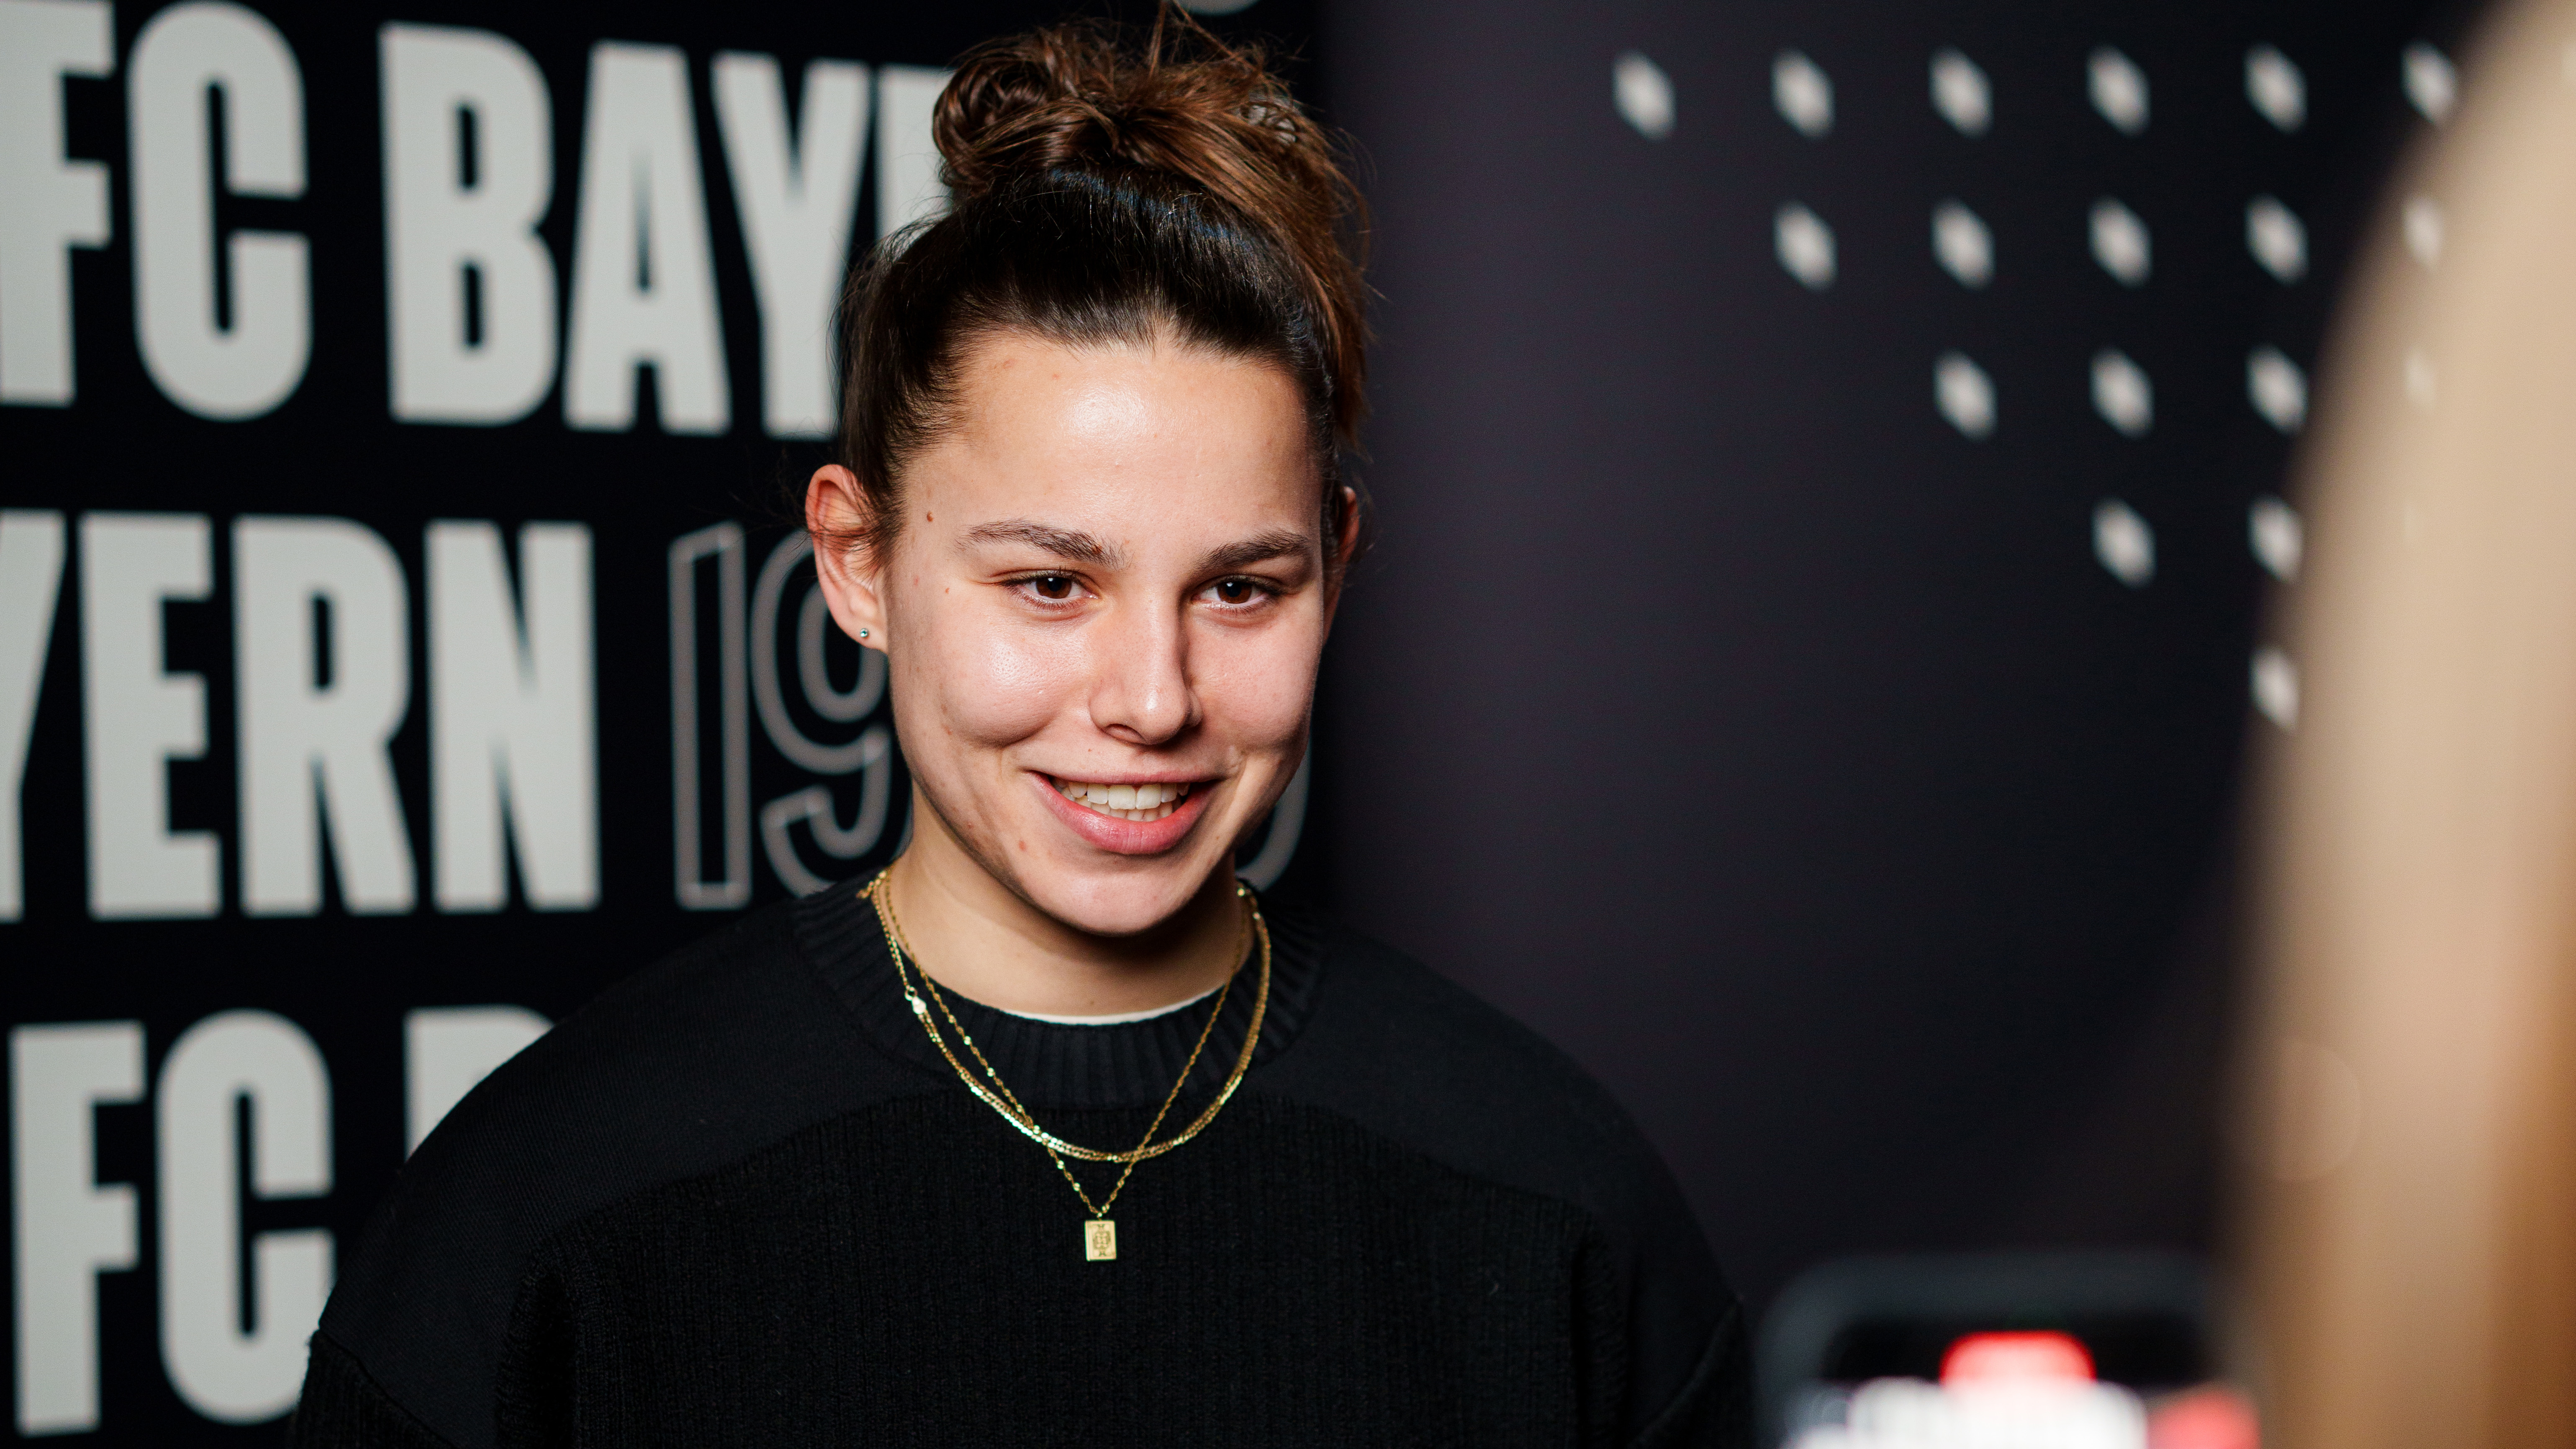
left=1198, top=622, right=1322, bottom=748
left=902, top=599, right=1079, bottom=749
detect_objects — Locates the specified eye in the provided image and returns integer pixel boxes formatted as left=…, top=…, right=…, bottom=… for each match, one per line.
left=1212, top=578, right=1258, bottom=605
left=1026, top=574, right=1077, bottom=602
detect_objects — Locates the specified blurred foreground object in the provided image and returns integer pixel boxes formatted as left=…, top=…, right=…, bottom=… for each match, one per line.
left=1761, top=1252, right=2216, bottom=1448
left=2249, top=0, right=2576, bottom=1445
left=1785, top=1379, right=2251, bottom=1449
left=2145, top=1388, right=2260, bottom=1449
left=1793, top=1375, right=2144, bottom=1449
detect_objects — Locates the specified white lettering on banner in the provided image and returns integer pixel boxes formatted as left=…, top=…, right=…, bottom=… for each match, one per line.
left=127, top=1, right=311, bottom=420
left=0, top=0, right=113, bottom=406
left=713, top=53, right=869, bottom=439
left=0, top=511, right=66, bottom=921
left=429, top=521, right=598, bottom=911
left=9, top=1021, right=142, bottom=1436
left=676, top=525, right=906, bottom=900
left=80, top=513, right=221, bottom=919
left=234, top=517, right=416, bottom=915
left=563, top=43, right=729, bottom=433
left=381, top=23, right=559, bottom=425
left=670, top=522, right=749, bottom=909
left=156, top=1010, right=331, bottom=1425
left=403, top=1005, right=550, bottom=1154
left=874, top=65, right=952, bottom=242
left=760, top=742, right=892, bottom=897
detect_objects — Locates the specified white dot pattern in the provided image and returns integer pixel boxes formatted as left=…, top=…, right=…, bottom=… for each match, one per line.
left=1754, top=26, right=2447, bottom=730
left=2404, top=41, right=2456, bottom=124
left=2247, top=45, right=2307, bottom=131
left=1775, top=203, right=1836, bottom=289
left=2403, top=194, right=2444, bottom=267
left=1615, top=51, right=1676, bottom=141
left=2090, top=199, right=2152, bottom=286
left=2248, top=347, right=2309, bottom=434
left=1932, top=200, right=1993, bottom=288
left=1931, top=49, right=1992, bottom=136
left=2089, top=47, right=2150, bottom=134
left=2247, top=197, right=2309, bottom=283
left=2253, top=646, right=2300, bottom=730
left=1936, top=352, right=1996, bottom=439
left=2092, top=349, right=2154, bottom=436
left=2250, top=497, right=2304, bottom=582
left=1774, top=50, right=1833, bottom=138
left=2094, top=500, right=2156, bottom=587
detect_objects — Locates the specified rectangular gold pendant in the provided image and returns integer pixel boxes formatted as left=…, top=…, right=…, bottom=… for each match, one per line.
left=1084, top=1219, right=1117, bottom=1261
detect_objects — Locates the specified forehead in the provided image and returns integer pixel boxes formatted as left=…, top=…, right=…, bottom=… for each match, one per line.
left=913, top=330, right=1316, bottom=534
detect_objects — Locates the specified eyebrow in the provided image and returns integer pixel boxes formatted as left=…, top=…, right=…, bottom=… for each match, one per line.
left=958, top=520, right=1315, bottom=575
left=957, top=520, right=1125, bottom=568
left=1198, top=529, right=1315, bottom=574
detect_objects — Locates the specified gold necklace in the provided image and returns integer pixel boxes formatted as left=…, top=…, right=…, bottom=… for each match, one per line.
left=863, top=868, right=1271, bottom=1260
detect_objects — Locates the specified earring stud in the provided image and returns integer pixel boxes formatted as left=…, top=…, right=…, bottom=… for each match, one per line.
left=858, top=629, right=870, bottom=639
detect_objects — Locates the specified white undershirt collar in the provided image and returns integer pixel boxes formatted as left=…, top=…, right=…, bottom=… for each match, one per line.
left=1000, top=981, right=1223, bottom=1027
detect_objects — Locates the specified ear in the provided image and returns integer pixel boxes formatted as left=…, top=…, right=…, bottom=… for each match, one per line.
left=806, top=465, right=888, bottom=651
left=1332, top=485, right=1362, bottom=567
left=1322, top=484, right=1361, bottom=623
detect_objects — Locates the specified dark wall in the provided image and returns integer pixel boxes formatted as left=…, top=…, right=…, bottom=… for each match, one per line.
left=1315, top=0, right=2453, bottom=1312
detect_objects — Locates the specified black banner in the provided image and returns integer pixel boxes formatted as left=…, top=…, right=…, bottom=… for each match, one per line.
left=0, top=0, right=1312, bottom=1439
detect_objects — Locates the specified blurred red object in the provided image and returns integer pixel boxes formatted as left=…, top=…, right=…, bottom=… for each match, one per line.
left=1938, top=1331, right=2095, bottom=1385
left=2147, top=1386, right=2259, bottom=1449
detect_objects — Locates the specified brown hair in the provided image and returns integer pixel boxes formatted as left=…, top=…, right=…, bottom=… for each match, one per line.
left=822, top=10, right=1368, bottom=572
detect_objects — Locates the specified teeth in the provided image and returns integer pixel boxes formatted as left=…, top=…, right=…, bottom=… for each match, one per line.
left=1053, top=777, right=1192, bottom=822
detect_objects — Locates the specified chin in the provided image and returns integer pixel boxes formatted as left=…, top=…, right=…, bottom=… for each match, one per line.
left=1025, top=859, right=1220, bottom=938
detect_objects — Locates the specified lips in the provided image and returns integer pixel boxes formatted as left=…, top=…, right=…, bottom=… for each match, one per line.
left=1035, top=773, right=1212, bottom=855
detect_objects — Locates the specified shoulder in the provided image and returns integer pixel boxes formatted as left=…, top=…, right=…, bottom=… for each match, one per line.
left=1263, top=907, right=1746, bottom=1439
left=316, top=895, right=918, bottom=1449
left=1257, top=905, right=1744, bottom=1439
left=370, top=898, right=897, bottom=1234
left=412, top=897, right=898, bottom=1148
left=1263, top=908, right=1668, bottom=1217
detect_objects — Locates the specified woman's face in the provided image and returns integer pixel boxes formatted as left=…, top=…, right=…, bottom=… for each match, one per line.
left=813, top=329, right=1342, bottom=937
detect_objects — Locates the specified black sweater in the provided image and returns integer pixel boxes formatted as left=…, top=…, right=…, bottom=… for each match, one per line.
left=290, top=884, right=1748, bottom=1448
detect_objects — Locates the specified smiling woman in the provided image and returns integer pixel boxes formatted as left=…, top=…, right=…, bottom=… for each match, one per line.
left=814, top=332, right=1328, bottom=993
left=287, top=11, right=1746, bottom=1449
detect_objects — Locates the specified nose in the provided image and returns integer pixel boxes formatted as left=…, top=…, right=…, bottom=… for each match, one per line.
left=1086, top=597, right=1198, bottom=748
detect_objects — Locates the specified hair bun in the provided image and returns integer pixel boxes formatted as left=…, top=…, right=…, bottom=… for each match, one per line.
left=934, top=17, right=1323, bottom=214
left=906, top=13, right=1367, bottom=459
left=827, top=11, right=1370, bottom=575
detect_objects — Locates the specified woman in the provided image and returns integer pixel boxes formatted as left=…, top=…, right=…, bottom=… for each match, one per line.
left=292, top=15, right=1745, bottom=1446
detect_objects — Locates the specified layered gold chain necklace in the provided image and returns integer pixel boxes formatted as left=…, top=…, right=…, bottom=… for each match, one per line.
left=862, top=868, right=1271, bottom=1261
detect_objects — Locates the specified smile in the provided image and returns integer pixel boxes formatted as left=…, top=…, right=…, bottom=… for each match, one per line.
left=1051, top=777, right=1194, bottom=822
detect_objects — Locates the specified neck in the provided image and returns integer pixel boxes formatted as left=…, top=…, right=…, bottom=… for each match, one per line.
left=882, top=788, right=1243, bottom=1017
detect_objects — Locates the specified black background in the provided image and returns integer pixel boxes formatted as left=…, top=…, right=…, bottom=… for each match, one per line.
left=1317, top=0, right=2457, bottom=1315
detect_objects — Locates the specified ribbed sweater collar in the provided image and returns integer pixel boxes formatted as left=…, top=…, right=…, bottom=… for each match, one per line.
left=792, top=878, right=1325, bottom=1111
